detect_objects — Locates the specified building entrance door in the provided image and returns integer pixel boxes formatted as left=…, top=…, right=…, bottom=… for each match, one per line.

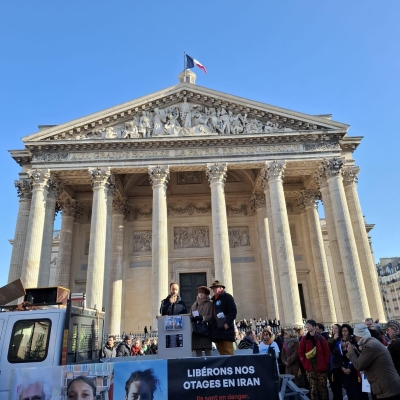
left=179, top=273, right=207, bottom=310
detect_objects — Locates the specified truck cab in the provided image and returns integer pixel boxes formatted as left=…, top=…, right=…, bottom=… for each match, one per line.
left=0, top=287, right=104, bottom=400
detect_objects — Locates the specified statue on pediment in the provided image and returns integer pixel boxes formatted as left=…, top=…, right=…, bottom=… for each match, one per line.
left=56, top=100, right=304, bottom=141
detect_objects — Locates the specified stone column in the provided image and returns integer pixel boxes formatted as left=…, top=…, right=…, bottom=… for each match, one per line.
left=21, top=169, right=51, bottom=288
left=264, top=186, right=283, bottom=320
left=8, top=179, right=32, bottom=285
left=108, top=193, right=129, bottom=336
left=86, top=167, right=111, bottom=310
left=103, top=177, right=115, bottom=324
left=149, top=165, right=170, bottom=329
left=262, top=161, right=302, bottom=327
left=206, top=163, right=233, bottom=295
left=298, top=189, right=337, bottom=324
left=56, top=196, right=83, bottom=287
left=38, top=176, right=63, bottom=287
left=343, top=167, right=386, bottom=322
left=321, top=158, right=370, bottom=322
left=251, top=192, right=279, bottom=319
left=315, top=171, right=351, bottom=323
left=299, top=211, right=321, bottom=321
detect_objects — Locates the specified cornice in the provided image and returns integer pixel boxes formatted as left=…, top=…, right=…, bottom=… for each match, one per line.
left=24, top=130, right=345, bottom=152
left=339, top=136, right=362, bottom=153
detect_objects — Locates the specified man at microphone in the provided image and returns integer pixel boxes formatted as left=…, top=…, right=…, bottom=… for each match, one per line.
left=160, top=282, right=187, bottom=316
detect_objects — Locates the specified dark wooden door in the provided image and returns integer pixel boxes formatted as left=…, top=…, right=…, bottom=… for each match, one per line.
left=179, top=273, right=207, bottom=310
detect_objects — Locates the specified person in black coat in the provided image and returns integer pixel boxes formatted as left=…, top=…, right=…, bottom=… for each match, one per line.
left=160, top=282, right=187, bottom=316
left=116, top=335, right=133, bottom=357
left=209, top=280, right=237, bottom=355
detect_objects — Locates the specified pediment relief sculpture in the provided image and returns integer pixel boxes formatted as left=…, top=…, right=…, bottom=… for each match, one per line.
left=59, top=101, right=306, bottom=141
left=23, top=83, right=347, bottom=144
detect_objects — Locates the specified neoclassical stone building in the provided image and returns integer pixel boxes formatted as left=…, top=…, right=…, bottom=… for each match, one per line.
left=8, top=70, right=385, bottom=333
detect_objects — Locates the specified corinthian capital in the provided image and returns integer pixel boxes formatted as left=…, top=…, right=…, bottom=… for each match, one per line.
left=14, top=179, right=32, bottom=199
left=342, top=166, right=360, bottom=186
left=27, top=169, right=51, bottom=189
left=106, top=174, right=116, bottom=196
left=112, top=192, right=130, bottom=217
left=57, top=194, right=83, bottom=219
left=250, top=192, right=266, bottom=212
left=321, top=157, right=344, bottom=180
left=46, top=176, right=64, bottom=199
left=312, top=167, right=328, bottom=189
left=88, top=167, right=111, bottom=188
left=262, top=160, right=286, bottom=185
left=206, top=163, right=227, bottom=185
left=148, top=165, right=170, bottom=187
left=297, top=189, right=321, bottom=212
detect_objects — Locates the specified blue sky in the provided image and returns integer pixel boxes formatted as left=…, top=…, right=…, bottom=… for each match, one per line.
left=0, top=1, right=399, bottom=289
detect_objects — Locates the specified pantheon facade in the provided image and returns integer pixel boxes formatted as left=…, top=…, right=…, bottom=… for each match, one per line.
left=8, top=70, right=385, bottom=333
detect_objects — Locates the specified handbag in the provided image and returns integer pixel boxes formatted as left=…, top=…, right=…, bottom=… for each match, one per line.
left=305, top=346, right=316, bottom=359
left=192, top=320, right=210, bottom=337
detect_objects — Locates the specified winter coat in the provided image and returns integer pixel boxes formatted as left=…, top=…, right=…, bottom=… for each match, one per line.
left=116, top=341, right=132, bottom=357
left=160, top=295, right=187, bottom=316
left=190, top=296, right=213, bottom=351
left=388, top=338, right=400, bottom=377
left=100, top=343, right=116, bottom=358
left=210, top=290, right=237, bottom=343
left=281, top=338, right=302, bottom=386
left=347, top=336, right=400, bottom=398
left=328, top=336, right=342, bottom=369
left=298, top=332, right=330, bottom=373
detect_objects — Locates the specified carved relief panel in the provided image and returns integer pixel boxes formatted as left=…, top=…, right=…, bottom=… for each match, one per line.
left=133, top=230, right=152, bottom=253
left=174, top=227, right=210, bottom=249
left=228, top=227, right=250, bottom=248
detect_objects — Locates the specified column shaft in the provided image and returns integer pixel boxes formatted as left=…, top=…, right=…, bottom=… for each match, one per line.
left=298, top=190, right=336, bottom=324
left=86, top=167, right=111, bottom=310
left=108, top=202, right=126, bottom=335
left=38, top=177, right=62, bottom=287
left=263, top=161, right=302, bottom=326
left=206, top=163, right=233, bottom=295
left=149, top=166, right=170, bottom=330
left=55, top=197, right=81, bottom=287
left=319, top=182, right=351, bottom=323
left=103, top=182, right=115, bottom=329
left=299, top=212, right=321, bottom=321
left=343, top=167, right=386, bottom=321
left=21, top=169, right=50, bottom=288
left=264, top=187, right=283, bottom=320
left=322, top=159, right=370, bottom=322
left=252, top=194, right=279, bottom=320
left=8, top=179, right=32, bottom=285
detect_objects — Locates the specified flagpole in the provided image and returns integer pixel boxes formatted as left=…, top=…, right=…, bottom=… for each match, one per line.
left=184, top=52, right=186, bottom=82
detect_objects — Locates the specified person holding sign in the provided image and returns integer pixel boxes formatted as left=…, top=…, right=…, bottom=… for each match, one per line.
left=160, top=282, right=187, bottom=316
left=209, top=280, right=237, bottom=355
left=190, top=286, right=213, bottom=356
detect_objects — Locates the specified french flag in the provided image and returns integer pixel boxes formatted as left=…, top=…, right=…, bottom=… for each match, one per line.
left=185, top=54, right=208, bottom=74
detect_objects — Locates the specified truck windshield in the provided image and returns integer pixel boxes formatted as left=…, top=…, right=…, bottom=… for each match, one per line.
left=8, top=319, right=51, bottom=363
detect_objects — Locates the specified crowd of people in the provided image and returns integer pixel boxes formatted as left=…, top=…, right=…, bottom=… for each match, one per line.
left=236, top=318, right=400, bottom=400
left=101, top=281, right=400, bottom=400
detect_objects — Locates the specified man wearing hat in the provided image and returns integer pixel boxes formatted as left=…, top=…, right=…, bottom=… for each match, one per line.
left=386, top=320, right=400, bottom=376
left=347, top=324, right=400, bottom=399
left=116, top=334, right=133, bottom=357
left=209, top=280, right=237, bottom=355
left=190, top=286, right=213, bottom=356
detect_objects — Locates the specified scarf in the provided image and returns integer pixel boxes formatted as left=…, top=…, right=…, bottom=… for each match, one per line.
left=263, top=338, right=273, bottom=345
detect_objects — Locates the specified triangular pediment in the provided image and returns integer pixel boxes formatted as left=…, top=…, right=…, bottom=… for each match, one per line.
left=22, top=82, right=349, bottom=144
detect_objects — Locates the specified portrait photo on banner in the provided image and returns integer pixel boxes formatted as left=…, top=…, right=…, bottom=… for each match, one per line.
left=10, top=366, right=63, bottom=400
left=114, top=360, right=168, bottom=400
